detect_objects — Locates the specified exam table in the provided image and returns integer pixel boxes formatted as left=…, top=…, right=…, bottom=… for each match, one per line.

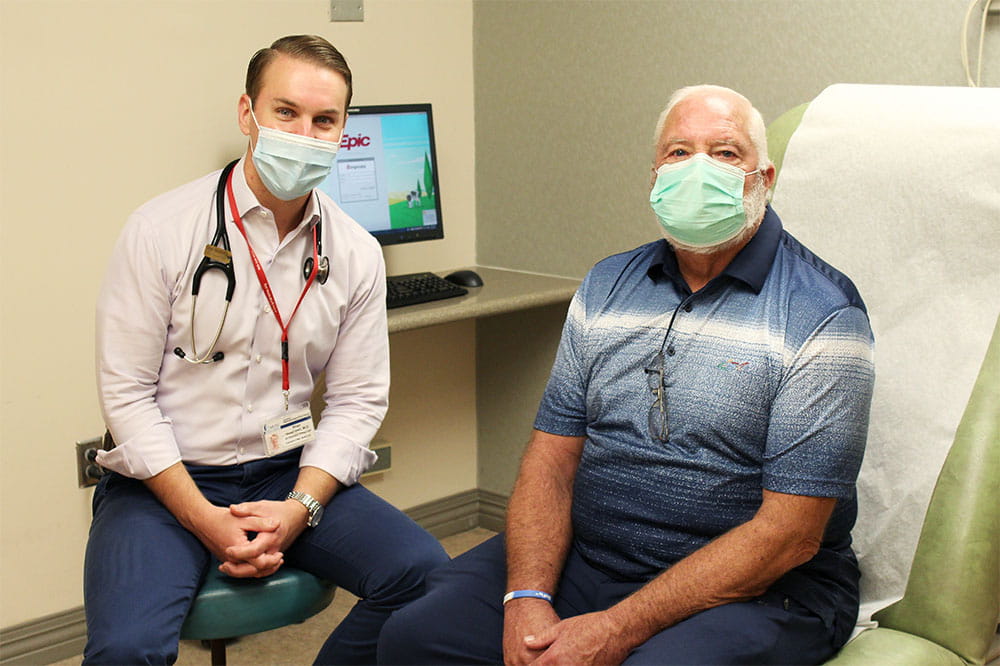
left=766, top=84, right=999, bottom=665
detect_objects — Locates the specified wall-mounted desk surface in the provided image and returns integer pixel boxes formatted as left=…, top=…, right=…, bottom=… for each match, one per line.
left=387, top=266, right=581, bottom=334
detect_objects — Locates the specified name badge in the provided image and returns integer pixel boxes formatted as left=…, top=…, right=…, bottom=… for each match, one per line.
left=262, top=407, right=316, bottom=456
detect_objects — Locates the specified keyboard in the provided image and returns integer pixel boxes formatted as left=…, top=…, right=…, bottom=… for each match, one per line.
left=386, top=272, right=468, bottom=309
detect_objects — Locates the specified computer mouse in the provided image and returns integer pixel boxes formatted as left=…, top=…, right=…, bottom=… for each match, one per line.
left=444, top=269, right=484, bottom=288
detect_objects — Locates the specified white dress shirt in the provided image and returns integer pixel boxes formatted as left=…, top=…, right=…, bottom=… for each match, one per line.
left=96, top=158, right=388, bottom=485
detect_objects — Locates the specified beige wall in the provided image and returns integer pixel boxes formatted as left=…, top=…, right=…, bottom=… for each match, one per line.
left=0, top=0, right=476, bottom=628
left=365, top=321, right=478, bottom=509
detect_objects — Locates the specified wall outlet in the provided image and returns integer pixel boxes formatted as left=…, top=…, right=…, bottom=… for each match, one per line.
left=76, top=437, right=106, bottom=488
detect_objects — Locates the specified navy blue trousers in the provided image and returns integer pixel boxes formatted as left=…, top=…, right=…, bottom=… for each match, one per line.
left=83, top=451, right=448, bottom=665
left=378, top=534, right=839, bottom=665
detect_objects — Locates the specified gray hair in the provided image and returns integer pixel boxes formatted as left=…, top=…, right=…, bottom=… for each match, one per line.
left=653, top=85, right=769, bottom=170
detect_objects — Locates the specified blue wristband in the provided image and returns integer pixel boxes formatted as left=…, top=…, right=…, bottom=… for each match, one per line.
left=503, top=589, right=553, bottom=605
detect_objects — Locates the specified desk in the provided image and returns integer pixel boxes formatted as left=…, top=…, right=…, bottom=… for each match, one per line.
left=387, top=266, right=581, bottom=334
left=372, top=266, right=580, bottom=520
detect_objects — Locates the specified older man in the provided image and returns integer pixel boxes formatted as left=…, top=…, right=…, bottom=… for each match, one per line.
left=377, top=85, right=875, bottom=665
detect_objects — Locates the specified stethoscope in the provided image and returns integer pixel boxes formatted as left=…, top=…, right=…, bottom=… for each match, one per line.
left=174, top=159, right=330, bottom=364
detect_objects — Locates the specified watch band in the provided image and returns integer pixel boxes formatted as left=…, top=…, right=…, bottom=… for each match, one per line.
left=287, top=490, right=324, bottom=527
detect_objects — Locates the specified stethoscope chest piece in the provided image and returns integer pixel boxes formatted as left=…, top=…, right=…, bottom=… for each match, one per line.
left=304, top=255, right=330, bottom=285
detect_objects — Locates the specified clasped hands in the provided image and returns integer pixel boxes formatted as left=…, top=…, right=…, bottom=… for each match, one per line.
left=503, top=599, right=632, bottom=666
left=195, top=499, right=309, bottom=578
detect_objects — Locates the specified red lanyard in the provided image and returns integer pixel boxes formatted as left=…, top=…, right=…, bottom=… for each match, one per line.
left=226, top=170, right=318, bottom=409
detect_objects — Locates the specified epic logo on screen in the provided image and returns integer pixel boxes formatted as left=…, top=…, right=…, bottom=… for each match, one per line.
left=341, top=134, right=371, bottom=150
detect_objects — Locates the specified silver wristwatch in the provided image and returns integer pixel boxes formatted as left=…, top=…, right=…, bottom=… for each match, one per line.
left=287, top=491, right=324, bottom=528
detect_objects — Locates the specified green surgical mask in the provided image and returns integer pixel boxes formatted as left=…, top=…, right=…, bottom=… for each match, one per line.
left=650, top=153, right=759, bottom=248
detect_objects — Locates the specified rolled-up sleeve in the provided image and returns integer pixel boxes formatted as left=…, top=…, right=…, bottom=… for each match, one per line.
left=95, top=212, right=182, bottom=479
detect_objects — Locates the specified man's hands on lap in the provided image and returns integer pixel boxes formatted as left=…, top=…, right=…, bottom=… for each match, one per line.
left=520, top=611, right=632, bottom=666
left=505, top=601, right=633, bottom=666
left=218, top=466, right=338, bottom=577
left=220, top=499, right=310, bottom=576
left=144, top=463, right=290, bottom=578
left=146, top=463, right=334, bottom=579
left=186, top=503, right=286, bottom=578
left=503, top=598, right=561, bottom=666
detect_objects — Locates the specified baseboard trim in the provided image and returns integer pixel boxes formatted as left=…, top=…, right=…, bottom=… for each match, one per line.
left=0, top=607, right=87, bottom=666
left=0, top=488, right=507, bottom=665
left=405, top=487, right=507, bottom=538
left=476, top=489, right=508, bottom=532
left=405, top=488, right=482, bottom=538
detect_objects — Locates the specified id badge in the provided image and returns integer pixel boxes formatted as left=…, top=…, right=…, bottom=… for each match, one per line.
left=262, top=406, right=316, bottom=456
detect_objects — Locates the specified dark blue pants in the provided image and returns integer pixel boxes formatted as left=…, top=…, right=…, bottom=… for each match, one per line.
left=378, top=534, right=839, bottom=665
left=83, top=451, right=448, bottom=665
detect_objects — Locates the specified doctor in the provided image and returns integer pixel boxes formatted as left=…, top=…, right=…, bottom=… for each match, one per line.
left=85, top=35, right=447, bottom=665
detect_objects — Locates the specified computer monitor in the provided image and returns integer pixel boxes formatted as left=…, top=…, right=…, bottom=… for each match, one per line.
left=318, top=103, right=444, bottom=246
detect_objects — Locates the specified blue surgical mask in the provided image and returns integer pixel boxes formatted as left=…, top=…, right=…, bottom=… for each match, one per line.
left=250, top=107, right=341, bottom=201
left=650, top=153, right=760, bottom=248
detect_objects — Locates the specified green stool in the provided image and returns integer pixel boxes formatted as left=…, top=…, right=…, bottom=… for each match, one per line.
left=180, top=566, right=336, bottom=665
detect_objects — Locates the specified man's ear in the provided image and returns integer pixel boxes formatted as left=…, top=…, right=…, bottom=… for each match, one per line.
left=237, top=94, right=253, bottom=137
left=763, top=162, right=777, bottom=191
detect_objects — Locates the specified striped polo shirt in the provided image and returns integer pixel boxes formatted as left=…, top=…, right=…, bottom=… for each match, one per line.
left=535, top=207, right=875, bottom=610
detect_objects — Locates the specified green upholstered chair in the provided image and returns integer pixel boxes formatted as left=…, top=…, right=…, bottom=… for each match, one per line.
left=180, top=567, right=336, bottom=666
left=766, top=93, right=1000, bottom=665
